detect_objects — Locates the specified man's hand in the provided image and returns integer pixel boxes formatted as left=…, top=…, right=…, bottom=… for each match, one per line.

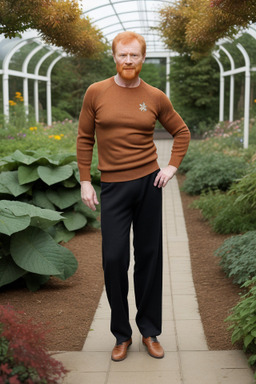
left=154, top=165, right=178, bottom=188
left=81, top=181, right=99, bottom=211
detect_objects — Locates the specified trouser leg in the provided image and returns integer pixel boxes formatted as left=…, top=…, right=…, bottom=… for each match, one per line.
left=101, top=171, right=163, bottom=343
left=101, top=182, right=133, bottom=344
left=133, top=171, right=163, bottom=338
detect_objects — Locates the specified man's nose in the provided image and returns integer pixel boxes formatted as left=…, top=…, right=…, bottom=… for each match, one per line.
left=125, top=54, right=133, bottom=63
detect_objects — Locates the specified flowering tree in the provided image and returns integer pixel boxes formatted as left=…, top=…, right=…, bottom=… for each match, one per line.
left=0, top=0, right=107, bottom=57
left=211, top=0, right=256, bottom=22
left=158, top=0, right=256, bottom=58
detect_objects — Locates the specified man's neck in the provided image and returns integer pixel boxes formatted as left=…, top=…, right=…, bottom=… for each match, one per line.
left=114, top=74, right=141, bottom=88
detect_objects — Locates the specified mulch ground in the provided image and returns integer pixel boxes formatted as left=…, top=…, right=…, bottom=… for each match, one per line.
left=0, top=174, right=243, bottom=351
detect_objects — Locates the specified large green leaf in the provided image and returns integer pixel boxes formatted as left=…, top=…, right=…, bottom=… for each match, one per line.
left=10, top=227, right=77, bottom=279
left=0, top=208, right=31, bottom=236
left=11, top=227, right=63, bottom=275
left=71, top=162, right=80, bottom=183
left=0, top=171, right=31, bottom=197
left=26, top=151, right=75, bottom=166
left=55, top=245, right=78, bottom=280
left=62, top=211, right=87, bottom=231
left=0, top=183, right=12, bottom=195
left=0, top=254, right=27, bottom=287
left=87, top=218, right=101, bottom=229
left=46, top=188, right=81, bottom=209
left=74, top=200, right=98, bottom=219
left=32, top=190, right=56, bottom=210
left=0, top=200, right=63, bottom=230
left=61, top=176, right=78, bottom=188
left=18, top=165, right=39, bottom=185
left=37, top=165, right=73, bottom=186
left=12, top=150, right=39, bottom=165
left=52, top=224, right=75, bottom=243
left=12, top=150, right=60, bottom=166
left=23, top=273, right=50, bottom=292
left=51, top=153, right=76, bottom=166
left=0, top=155, right=19, bottom=172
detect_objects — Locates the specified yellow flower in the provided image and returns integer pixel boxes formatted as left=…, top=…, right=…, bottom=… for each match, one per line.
left=9, top=100, right=17, bottom=106
left=254, top=99, right=256, bottom=103
left=54, top=135, right=61, bottom=140
left=60, top=134, right=64, bottom=137
left=48, top=135, right=54, bottom=138
left=15, top=92, right=24, bottom=102
left=29, top=126, right=37, bottom=131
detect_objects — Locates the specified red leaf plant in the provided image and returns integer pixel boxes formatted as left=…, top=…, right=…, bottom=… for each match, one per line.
left=0, top=305, right=67, bottom=383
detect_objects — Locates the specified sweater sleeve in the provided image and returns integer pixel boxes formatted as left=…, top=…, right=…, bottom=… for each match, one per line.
left=76, top=87, right=96, bottom=181
left=158, top=93, right=191, bottom=168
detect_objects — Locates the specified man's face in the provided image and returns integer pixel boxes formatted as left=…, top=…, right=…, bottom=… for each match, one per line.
left=113, top=39, right=146, bottom=81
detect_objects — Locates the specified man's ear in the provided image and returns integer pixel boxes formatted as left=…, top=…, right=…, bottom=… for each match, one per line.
left=142, top=54, right=146, bottom=63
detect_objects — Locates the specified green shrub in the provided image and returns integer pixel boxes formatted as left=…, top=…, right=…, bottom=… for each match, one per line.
left=192, top=190, right=256, bottom=234
left=178, top=144, right=202, bottom=174
left=212, top=204, right=256, bottom=234
left=182, top=153, right=247, bottom=195
left=51, top=106, right=73, bottom=122
left=215, top=231, right=256, bottom=285
left=225, top=276, right=256, bottom=371
left=191, top=190, right=228, bottom=221
left=230, top=165, right=256, bottom=208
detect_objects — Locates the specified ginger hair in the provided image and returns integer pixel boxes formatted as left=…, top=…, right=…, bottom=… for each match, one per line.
left=112, top=31, right=146, bottom=56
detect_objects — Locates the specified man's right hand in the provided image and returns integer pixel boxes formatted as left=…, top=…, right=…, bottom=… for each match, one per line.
left=81, top=181, right=99, bottom=211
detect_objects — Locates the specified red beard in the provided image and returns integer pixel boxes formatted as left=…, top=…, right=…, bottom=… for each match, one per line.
left=116, top=62, right=143, bottom=80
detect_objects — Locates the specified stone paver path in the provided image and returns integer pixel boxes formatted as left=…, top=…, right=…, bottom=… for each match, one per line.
left=54, top=140, right=254, bottom=384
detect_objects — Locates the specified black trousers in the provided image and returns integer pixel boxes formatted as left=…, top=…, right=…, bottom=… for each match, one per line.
left=100, top=170, right=163, bottom=344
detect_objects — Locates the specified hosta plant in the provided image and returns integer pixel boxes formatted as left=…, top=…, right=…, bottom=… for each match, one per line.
left=0, top=148, right=101, bottom=290
left=0, top=149, right=101, bottom=243
left=0, top=200, right=78, bottom=291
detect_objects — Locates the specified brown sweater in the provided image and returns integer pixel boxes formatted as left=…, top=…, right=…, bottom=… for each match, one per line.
left=77, top=77, right=190, bottom=182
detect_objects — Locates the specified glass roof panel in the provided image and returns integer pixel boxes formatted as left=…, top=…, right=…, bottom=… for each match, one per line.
left=81, top=0, right=175, bottom=54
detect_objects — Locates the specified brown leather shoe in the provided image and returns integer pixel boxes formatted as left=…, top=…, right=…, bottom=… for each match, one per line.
left=142, top=336, right=164, bottom=359
left=111, top=338, right=132, bottom=361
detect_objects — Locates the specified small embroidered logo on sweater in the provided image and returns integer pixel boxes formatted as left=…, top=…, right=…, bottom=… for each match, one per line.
left=139, top=102, right=147, bottom=112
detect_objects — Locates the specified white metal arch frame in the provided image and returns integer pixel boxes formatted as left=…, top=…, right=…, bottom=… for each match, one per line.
left=82, top=0, right=175, bottom=98
left=0, top=33, right=65, bottom=126
left=82, top=0, right=174, bottom=53
left=213, top=27, right=256, bottom=149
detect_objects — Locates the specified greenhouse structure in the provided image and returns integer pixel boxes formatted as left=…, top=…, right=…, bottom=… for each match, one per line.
left=0, top=0, right=256, bottom=147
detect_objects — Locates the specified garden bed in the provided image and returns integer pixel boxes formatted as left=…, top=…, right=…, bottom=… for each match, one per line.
left=0, top=174, right=242, bottom=351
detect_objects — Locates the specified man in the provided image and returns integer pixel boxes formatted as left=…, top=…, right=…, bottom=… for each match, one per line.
left=77, top=31, right=190, bottom=362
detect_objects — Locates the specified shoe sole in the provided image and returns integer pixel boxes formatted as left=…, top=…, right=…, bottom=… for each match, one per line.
left=111, top=341, right=132, bottom=362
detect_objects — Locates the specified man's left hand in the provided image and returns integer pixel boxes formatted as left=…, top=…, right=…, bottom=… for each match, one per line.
left=154, top=165, right=178, bottom=188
